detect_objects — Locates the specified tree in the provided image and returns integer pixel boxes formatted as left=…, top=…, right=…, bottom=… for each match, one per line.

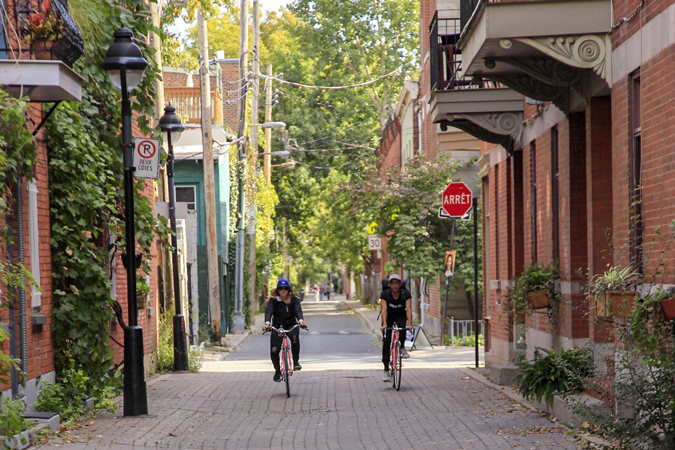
left=347, top=155, right=483, bottom=299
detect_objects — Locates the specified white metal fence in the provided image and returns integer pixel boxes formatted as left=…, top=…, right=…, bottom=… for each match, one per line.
left=449, top=317, right=483, bottom=346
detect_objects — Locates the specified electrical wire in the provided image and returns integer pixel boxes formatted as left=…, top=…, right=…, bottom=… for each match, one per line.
left=254, top=59, right=415, bottom=90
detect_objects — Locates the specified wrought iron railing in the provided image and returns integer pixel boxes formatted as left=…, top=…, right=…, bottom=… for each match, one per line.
left=1, top=0, right=83, bottom=66
left=430, top=9, right=499, bottom=92
left=460, top=0, right=481, bottom=32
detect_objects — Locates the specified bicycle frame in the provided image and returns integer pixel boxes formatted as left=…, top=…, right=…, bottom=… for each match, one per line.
left=264, top=323, right=305, bottom=398
left=384, top=324, right=407, bottom=391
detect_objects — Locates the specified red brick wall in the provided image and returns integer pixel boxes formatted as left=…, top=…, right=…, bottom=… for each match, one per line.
left=0, top=108, right=55, bottom=391
left=220, top=60, right=241, bottom=132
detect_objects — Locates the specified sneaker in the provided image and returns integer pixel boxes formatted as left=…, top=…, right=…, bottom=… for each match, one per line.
left=294, top=363, right=302, bottom=371
left=382, top=369, right=390, bottom=382
left=401, top=348, right=410, bottom=359
left=273, top=372, right=282, bottom=382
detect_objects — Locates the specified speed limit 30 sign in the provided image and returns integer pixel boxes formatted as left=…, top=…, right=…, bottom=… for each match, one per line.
left=133, top=137, right=160, bottom=179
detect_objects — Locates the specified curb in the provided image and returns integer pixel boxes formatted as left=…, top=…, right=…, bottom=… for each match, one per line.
left=458, top=367, right=612, bottom=449
left=342, top=300, right=382, bottom=339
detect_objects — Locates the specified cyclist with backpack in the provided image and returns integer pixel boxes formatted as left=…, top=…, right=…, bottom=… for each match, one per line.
left=380, top=273, right=413, bottom=381
left=263, top=279, right=307, bottom=382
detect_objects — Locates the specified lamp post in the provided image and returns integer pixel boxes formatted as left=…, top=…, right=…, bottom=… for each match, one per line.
left=158, top=104, right=188, bottom=372
left=101, top=28, right=149, bottom=417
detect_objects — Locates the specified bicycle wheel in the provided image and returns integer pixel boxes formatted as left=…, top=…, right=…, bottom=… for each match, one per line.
left=282, top=342, right=291, bottom=398
left=394, top=341, right=402, bottom=391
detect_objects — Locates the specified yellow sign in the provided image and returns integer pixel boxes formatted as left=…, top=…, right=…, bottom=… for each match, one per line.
left=367, top=221, right=378, bottom=235
left=444, top=250, right=456, bottom=277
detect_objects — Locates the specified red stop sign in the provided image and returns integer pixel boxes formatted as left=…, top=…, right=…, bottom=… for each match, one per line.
left=442, top=182, right=472, bottom=217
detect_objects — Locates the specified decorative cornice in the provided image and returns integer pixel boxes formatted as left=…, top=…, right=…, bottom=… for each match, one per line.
left=475, top=153, right=490, bottom=179
left=487, top=72, right=569, bottom=113
left=502, top=33, right=612, bottom=86
left=446, top=112, right=524, bottom=152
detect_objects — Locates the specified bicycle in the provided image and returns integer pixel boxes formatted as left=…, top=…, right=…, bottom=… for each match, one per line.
left=383, top=324, right=411, bottom=391
left=263, top=323, right=307, bottom=398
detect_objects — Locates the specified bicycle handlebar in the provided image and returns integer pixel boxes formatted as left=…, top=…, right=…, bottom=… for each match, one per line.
left=262, top=323, right=308, bottom=335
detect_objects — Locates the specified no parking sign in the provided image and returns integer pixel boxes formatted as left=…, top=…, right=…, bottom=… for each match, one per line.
left=133, top=137, right=160, bottom=179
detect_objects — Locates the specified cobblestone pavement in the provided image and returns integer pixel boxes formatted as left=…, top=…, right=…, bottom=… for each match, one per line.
left=34, top=299, right=585, bottom=450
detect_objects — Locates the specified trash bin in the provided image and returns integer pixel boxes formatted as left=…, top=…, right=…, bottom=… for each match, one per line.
left=299, top=290, right=305, bottom=302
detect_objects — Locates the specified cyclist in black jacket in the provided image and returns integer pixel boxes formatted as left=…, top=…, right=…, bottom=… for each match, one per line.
left=263, top=279, right=307, bottom=382
left=380, top=273, right=413, bottom=381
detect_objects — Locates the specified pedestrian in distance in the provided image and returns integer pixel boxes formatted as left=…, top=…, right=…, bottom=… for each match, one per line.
left=263, top=279, right=307, bottom=382
left=380, top=273, right=413, bottom=381
left=326, top=284, right=331, bottom=300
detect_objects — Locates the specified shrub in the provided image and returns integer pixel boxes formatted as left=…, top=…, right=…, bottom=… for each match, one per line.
left=0, top=396, right=29, bottom=445
left=516, top=347, right=594, bottom=405
left=35, top=368, right=89, bottom=422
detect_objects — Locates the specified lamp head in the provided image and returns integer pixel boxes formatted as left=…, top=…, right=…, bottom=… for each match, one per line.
left=260, top=121, right=286, bottom=130
left=101, top=28, right=149, bottom=92
left=158, top=104, right=185, bottom=143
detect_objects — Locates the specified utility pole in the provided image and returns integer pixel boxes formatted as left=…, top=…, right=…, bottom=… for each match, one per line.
left=248, top=0, right=260, bottom=323
left=198, top=8, right=222, bottom=340
left=264, top=63, right=273, bottom=182
left=233, top=0, right=249, bottom=333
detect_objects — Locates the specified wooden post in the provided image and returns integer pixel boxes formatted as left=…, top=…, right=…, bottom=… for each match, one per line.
left=233, top=0, right=249, bottom=333
left=264, top=64, right=273, bottom=182
left=248, top=0, right=260, bottom=323
left=198, top=8, right=221, bottom=340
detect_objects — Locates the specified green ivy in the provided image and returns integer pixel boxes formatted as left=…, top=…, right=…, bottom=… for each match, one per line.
left=47, top=0, right=169, bottom=390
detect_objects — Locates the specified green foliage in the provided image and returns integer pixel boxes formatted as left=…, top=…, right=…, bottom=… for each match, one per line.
left=347, top=155, right=482, bottom=294
left=0, top=91, right=36, bottom=214
left=586, top=265, right=639, bottom=297
left=0, top=396, right=29, bottom=445
left=505, top=261, right=558, bottom=318
left=444, top=332, right=484, bottom=347
left=35, top=368, right=89, bottom=422
left=0, top=328, right=20, bottom=387
left=156, top=310, right=203, bottom=372
left=156, top=312, right=174, bottom=372
left=516, top=347, right=594, bottom=405
left=46, top=0, right=170, bottom=386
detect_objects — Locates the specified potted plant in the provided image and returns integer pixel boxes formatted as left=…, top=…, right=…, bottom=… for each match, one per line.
left=510, top=262, right=558, bottom=311
left=587, top=265, right=639, bottom=319
left=24, top=1, right=63, bottom=60
left=660, top=297, right=675, bottom=320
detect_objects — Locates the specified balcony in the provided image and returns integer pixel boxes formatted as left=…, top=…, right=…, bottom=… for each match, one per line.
left=457, top=0, right=611, bottom=113
left=165, top=87, right=224, bottom=127
left=0, top=0, right=84, bottom=102
left=429, top=9, right=523, bottom=152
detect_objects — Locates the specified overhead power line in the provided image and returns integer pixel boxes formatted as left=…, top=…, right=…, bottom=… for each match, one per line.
left=254, top=59, right=415, bottom=90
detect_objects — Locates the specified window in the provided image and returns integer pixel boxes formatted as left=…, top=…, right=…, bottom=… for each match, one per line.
left=629, top=72, right=642, bottom=274
left=551, top=126, right=559, bottom=263
left=530, top=141, right=538, bottom=264
left=176, top=186, right=196, bottom=211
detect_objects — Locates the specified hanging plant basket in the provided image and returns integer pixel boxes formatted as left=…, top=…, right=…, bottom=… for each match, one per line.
left=595, top=290, right=638, bottom=319
left=659, top=298, right=675, bottom=320
left=527, top=289, right=550, bottom=310
left=31, top=40, right=55, bottom=60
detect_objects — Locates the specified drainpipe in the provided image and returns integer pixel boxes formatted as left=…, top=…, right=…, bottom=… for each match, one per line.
left=6, top=235, right=18, bottom=397
left=28, top=181, right=41, bottom=308
left=17, top=177, right=27, bottom=374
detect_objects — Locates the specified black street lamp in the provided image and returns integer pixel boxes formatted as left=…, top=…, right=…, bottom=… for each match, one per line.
left=101, top=27, right=149, bottom=417
left=158, top=104, right=188, bottom=372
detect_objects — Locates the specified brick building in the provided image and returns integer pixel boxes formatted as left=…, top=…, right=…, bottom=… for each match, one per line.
left=414, top=0, right=481, bottom=343
left=426, top=0, right=675, bottom=384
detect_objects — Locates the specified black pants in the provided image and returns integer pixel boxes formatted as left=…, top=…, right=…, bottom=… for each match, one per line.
left=382, top=318, right=407, bottom=370
left=270, top=326, right=300, bottom=373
